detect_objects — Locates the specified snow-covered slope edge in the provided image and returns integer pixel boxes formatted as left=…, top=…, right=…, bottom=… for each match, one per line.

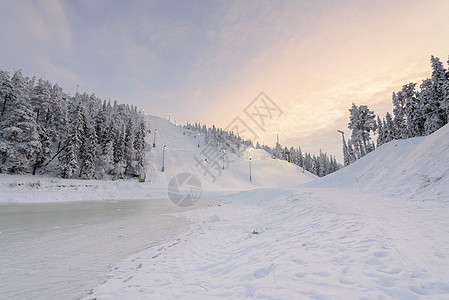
left=307, top=123, right=449, bottom=200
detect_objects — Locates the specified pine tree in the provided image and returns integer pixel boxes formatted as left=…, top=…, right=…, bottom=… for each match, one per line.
left=376, top=116, right=385, bottom=147
left=30, top=78, right=51, bottom=124
left=59, top=104, right=86, bottom=178
left=0, top=70, right=41, bottom=174
left=133, top=119, right=146, bottom=175
left=124, top=118, right=136, bottom=176
left=403, top=83, right=425, bottom=137
left=50, top=84, right=68, bottom=149
left=430, top=55, right=448, bottom=124
left=420, top=78, right=445, bottom=135
left=0, top=70, right=13, bottom=118
left=97, top=129, right=114, bottom=179
left=392, top=90, right=407, bottom=139
left=348, top=103, right=376, bottom=158
left=33, top=126, right=52, bottom=175
left=112, top=124, right=126, bottom=179
left=384, top=112, right=396, bottom=143
left=346, top=139, right=357, bottom=164
left=79, top=124, right=97, bottom=179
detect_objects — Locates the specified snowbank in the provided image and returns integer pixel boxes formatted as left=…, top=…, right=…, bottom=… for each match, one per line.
left=307, top=123, right=449, bottom=201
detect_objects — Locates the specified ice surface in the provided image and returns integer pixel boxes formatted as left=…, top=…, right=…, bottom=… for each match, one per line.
left=0, top=198, right=214, bottom=299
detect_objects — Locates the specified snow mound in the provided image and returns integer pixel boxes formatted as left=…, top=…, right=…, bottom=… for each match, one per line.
left=308, top=123, right=449, bottom=200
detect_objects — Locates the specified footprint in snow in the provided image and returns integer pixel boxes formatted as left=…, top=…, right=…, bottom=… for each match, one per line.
left=252, top=264, right=276, bottom=279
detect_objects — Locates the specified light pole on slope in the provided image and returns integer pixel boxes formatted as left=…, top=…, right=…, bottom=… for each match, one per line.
left=162, top=145, right=166, bottom=172
left=153, top=129, right=157, bottom=148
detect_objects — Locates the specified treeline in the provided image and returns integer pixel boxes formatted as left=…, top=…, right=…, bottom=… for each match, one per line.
left=343, top=55, right=449, bottom=166
left=0, top=69, right=147, bottom=179
left=257, top=142, right=341, bottom=177
left=186, top=122, right=253, bottom=155
left=187, top=122, right=341, bottom=177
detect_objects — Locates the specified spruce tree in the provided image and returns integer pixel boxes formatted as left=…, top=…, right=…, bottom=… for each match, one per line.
left=420, top=78, right=445, bottom=135
left=0, top=70, right=13, bottom=118
left=0, top=70, right=41, bottom=174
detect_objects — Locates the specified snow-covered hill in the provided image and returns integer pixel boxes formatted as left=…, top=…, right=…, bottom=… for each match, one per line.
left=0, top=115, right=316, bottom=203
left=307, top=123, right=449, bottom=201
left=145, top=115, right=316, bottom=191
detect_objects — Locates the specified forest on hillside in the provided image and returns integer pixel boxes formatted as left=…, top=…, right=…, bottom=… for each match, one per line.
left=0, top=70, right=146, bottom=179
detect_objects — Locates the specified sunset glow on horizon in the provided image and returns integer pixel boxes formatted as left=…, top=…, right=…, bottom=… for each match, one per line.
left=1, top=0, right=448, bottom=161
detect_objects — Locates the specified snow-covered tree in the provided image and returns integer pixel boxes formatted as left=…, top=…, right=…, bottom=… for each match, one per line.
left=59, top=104, right=86, bottom=178
left=0, top=70, right=41, bottom=174
left=112, top=124, right=126, bottom=179
left=392, top=89, right=408, bottom=139
left=420, top=78, right=445, bottom=135
left=376, top=116, right=385, bottom=147
left=348, top=103, right=376, bottom=158
left=124, top=118, right=136, bottom=176
left=0, top=70, right=13, bottom=117
left=403, top=83, right=425, bottom=137
left=430, top=55, right=448, bottom=125
left=383, top=112, right=396, bottom=144
left=133, top=119, right=146, bottom=175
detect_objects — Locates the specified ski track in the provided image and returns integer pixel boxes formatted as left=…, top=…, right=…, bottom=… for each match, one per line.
left=87, top=188, right=449, bottom=299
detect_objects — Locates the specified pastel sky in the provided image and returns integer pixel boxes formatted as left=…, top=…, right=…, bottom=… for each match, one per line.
left=1, top=0, right=448, bottom=162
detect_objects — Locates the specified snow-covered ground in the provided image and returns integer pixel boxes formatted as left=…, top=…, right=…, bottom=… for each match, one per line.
left=1, top=117, right=449, bottom=299
left=89, top=188, right=449, bottom=299
left=86, top=123, right=449, bottom=299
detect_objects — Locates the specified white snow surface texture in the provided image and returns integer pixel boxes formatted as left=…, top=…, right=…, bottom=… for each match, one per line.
left=2, top=116, right=449, bottom=299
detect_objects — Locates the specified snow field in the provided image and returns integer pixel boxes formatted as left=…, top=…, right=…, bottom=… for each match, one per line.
left=87, top=186, right=449, bottom=299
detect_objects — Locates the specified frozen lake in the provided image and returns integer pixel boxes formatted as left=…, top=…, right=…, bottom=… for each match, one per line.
left=0, top=198, right=212, bottom=300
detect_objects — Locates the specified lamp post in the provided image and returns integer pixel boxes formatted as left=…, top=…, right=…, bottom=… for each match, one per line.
left=162, top=145, right=166, bottom=172
left=337, top=130, right=348, bottom=166
left=197, top=132, right=200, bottom=148
left=222, top=149, right=226, bottom=170
left=249, top=155, right=252, bottom=182
left=153, top=129, right=157, bottom=148
left=149, top=119, right=151, bottom=133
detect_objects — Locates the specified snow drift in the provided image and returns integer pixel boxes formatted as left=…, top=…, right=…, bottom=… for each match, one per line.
left=308, top=123, right=449, bottom=201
